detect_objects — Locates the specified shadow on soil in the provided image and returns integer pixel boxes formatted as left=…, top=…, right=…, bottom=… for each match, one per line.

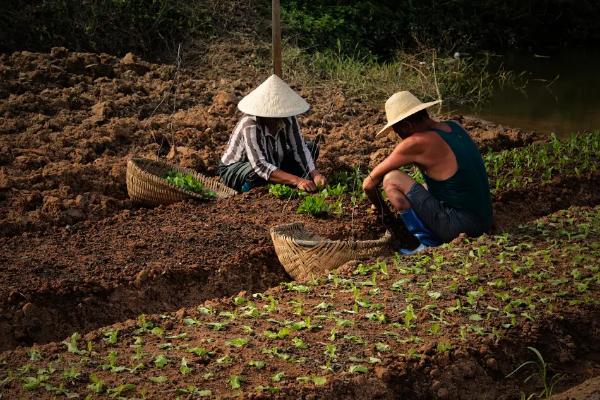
left=1, top=246, right=289, bottom=351
left=1, top=172, right=598, bottom=352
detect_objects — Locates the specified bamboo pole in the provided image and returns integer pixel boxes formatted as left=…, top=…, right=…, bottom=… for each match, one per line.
left=272, top=0, right=282, bottom=77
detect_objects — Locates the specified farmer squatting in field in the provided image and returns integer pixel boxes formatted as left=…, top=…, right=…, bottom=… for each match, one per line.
left=219, top=75, right=327, bottom=192
left=363, top=91, right=493, bottom=253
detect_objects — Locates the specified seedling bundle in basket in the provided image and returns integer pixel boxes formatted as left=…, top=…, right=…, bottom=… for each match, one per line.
left=126, top=158, right=236, bottom=206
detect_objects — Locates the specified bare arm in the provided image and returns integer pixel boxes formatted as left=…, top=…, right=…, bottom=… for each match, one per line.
left=362, top=137, right=424, bottom=208
left=269, top=169, right=317, bottom=192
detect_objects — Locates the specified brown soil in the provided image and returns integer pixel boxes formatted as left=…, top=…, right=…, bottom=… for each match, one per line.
left=0, top=49, right=543, bottom=237
left=0, top=205, right=598, bottom=399
left=552, top=376, right=600, bottom=399
left=0, top=50, right=598, bottom=399
left=0, top=49, right=562, bottom=351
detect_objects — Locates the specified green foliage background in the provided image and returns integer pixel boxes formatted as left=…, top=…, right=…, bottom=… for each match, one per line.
left=282, top=0, right=600, bottom=58
left=0, top=0, right=215, bottom=57
left=1, top=0, right=598, bottom=59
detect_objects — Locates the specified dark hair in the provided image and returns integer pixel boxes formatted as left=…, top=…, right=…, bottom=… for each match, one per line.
left=404, top=109, right=429, bottom=124
left=392, top=109, right=430, bottom=134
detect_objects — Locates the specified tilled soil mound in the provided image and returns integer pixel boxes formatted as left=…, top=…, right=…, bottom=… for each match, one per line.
left=0, top=49, right=543, bottom=236
left=0, top=49, right=593, bottom=353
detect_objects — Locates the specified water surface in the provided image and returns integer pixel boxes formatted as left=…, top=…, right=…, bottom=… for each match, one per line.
left=458, top=50, right=600, bottom=136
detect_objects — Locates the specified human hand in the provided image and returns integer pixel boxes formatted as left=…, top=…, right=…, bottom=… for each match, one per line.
left=296, top=178, right=317, bottom=192
left=312, top=172, right=327, bottom=188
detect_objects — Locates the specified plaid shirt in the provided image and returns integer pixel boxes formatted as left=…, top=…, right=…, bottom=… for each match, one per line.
left=220, top=115, right=316, bottom=180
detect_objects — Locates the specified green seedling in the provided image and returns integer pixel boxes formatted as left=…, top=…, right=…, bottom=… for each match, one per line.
left=102, top=351, right=127, bottom=372
left=102, top=329, right=118, bottom=345
left=292, top=337, right=309, bottom=349
left=289, top=299, right=304, bottom=315
left=164, top=171, right=216, bottom=199
left=437, top=342, right=452, bottom=353
left=61, top=367, right=80, bottom=381
left=197, top=306, right=214, bottom=315
left=216, top=355, right=232, bottom=365
left=62, top=332, right=84, bottom=355
left=180, top=357, right=192, bottom=375
left=344, top=334, right=365, bottom=344
left=153, top=354, right=169, bottom=368
left=325, top=344, right=337, bottom=359
left=297, top=193, right=342, bottom=217
left=349, top=365, right=368, bottom=374
left=248, top=360, right=266, bottom=369
left=226, top=338, right=249, bottom=347
left=272, top=372, right=286, bottom=382
left=149, top=376, right=168, bottom=384
left=27, top=349, right=42, bottom=361
left=314, top=302, right=333, bottom=311
left=177, top=386, right=212, bottom=396
left=87, top=374, right=106, bottom=394
left=506, top=347, right=561, bottom=400
left=187, top=347, right=214, bottom=357
left=229, top=375, right=244, bottom=389
left=375, top=342, right=391, bottom=352
left=206, top=322, right=228, bottom=331
left=264, top=328, right=290, bottom=340
left=107, top=383, right=135, bottom=398
left=282, top=282, right=311, bottom=293
left=269, top=184, right=298, bottom=199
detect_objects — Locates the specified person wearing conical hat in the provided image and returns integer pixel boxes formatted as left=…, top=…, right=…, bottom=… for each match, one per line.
left=219, top=75, right=327, bottom=192
left=363, top=91, right=492, bottom=253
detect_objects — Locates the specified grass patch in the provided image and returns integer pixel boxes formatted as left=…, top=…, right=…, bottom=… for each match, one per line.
left=284, top=46, right=522, bottom=107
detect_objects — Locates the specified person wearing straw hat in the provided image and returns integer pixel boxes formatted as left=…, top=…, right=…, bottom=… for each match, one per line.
left=363, top=91, right=492, bottom=253
left=219, top=74, right=327, bottom=193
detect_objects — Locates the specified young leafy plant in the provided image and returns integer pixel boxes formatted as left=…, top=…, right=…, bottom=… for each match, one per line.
left=164, top=171, right=216, bottom=199
left=269, top=184, right=298, bottom=199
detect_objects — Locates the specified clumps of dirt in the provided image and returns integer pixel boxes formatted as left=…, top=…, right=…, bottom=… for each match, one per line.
left=0, top=49, right=542, bottom=236
left=0, top=205, right=598, bottom=399
left=0, top=186, right=394, bottom=350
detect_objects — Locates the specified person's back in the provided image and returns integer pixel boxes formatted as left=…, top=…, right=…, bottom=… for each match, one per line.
left=415, top=121, right=493, bottom=230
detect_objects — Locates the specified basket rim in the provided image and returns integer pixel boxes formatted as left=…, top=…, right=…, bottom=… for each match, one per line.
left=270, top=222, right=392, bottom=248
left=128, top=157, right=236, bottom=199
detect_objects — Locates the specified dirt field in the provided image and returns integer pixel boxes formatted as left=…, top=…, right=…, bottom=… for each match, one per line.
left=0, top=49, right=599, bottom=398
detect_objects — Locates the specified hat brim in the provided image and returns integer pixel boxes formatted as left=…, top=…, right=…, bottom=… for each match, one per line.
left=238, top=101, right=309, bottom=118
left=375, top=100, right=442, bottom=138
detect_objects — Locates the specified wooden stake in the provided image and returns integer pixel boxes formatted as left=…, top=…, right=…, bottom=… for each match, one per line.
left=272, top=0, right=282, bottom=77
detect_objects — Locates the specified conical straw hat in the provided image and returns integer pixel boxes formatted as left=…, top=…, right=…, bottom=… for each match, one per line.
left=376, top=91, right=441, bottom=138
left=238, top=74, right=310, bottom=118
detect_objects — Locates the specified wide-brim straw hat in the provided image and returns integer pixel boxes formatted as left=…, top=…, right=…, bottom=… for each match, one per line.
left=238, top=74, right=310, bottom=118
left=376, top=91, right=441, bottom=138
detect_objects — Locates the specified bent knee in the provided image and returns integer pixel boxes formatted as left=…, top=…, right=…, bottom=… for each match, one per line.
left=382, top=170, right=403, bottom=191
left=382, top=170, right=414, bottom=194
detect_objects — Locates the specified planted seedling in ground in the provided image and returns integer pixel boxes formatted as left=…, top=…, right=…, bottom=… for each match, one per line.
left=297, top=192, right=342, bottom=217
left=506, top=347, right=562, bottom=399
left=269, top=184, right=298, bottom=199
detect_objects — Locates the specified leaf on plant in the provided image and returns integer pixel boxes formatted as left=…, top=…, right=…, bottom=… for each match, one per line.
left=349, top=365, right=368, bottom=374
left=154, top=354, right=169, bottom=368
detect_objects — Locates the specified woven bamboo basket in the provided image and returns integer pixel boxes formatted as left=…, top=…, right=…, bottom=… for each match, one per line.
left=126, top=158, right=236, bottom=206
left=271, top=222, right=392, bottom=281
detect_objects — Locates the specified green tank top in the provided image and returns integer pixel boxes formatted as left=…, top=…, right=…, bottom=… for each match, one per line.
left=422, top=121, right=492, bottom=226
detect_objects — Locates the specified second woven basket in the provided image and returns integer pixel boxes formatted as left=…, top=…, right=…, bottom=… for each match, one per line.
left=271, top=222, right=392, bottom=281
